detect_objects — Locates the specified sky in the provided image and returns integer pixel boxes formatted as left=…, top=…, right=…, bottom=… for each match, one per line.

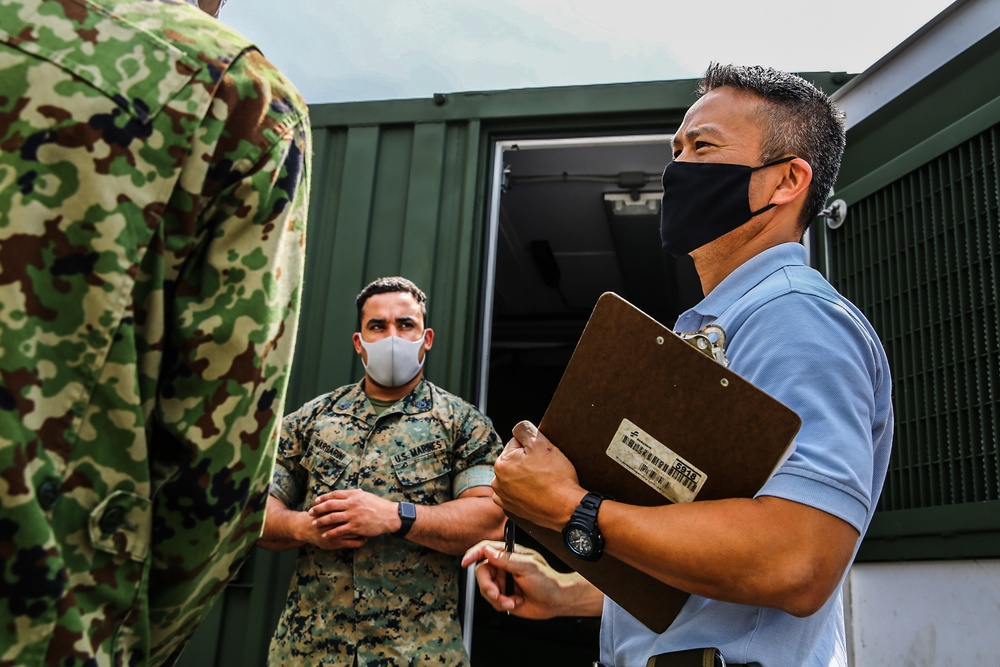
left=222, top=0, right=959, bottom=105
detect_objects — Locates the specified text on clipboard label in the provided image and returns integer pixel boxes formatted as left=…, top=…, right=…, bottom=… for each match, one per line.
left=607, top=418, right=707, bottom=503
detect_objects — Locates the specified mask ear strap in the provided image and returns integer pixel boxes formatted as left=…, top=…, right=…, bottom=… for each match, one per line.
left=752, top=155, right=797, bottom=171
left=748, top=155, right=798, bottom=217
left=748, top=202, right=777, bottom=218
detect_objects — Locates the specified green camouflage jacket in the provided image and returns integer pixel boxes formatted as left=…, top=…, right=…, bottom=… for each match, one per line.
left=268, top=379, right=502, bottom=667
left=0, top=0, right=310, bottom=664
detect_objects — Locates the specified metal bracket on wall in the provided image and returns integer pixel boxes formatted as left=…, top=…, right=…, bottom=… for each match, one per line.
left=821, top=198, right=848, bottom=229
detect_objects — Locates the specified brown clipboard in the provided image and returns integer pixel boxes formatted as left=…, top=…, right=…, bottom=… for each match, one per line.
left=506, top=292, right=801, bottom=633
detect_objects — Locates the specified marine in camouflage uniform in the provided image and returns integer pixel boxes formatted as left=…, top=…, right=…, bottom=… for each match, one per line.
left=0, top=0, right=310, bottom=664
left=269, top=381, right=501, bottom=666
left=263, top=279, right=505, bottom=667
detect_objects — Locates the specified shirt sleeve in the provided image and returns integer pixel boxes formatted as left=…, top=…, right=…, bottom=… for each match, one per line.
left=729, top=292, right=882, bottom=533
left=270, top=406, right=312, bottom=509
left=145, top=47, right=311, bottom=664
left=451, top=406, right=503, bottom=498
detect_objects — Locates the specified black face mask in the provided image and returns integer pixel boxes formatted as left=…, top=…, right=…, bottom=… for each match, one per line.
left=659, top=156, right=797, bottom=257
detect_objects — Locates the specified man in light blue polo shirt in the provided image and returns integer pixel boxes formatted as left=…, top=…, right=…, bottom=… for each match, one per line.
left=463, top=63, right=893, bottom=667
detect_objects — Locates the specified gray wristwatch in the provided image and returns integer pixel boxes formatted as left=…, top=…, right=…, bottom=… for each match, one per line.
left=395, top=501, right=416, bottom=537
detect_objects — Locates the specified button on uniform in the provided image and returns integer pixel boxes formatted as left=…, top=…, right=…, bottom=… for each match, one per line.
left=37, top=479, right=60, bottom=510
left=99, top=506, right=126, bottom=533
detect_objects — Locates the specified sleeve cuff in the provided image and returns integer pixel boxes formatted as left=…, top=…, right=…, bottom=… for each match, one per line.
left=756, top=468, right=870, bottom=533
left=268, top=464, right=302, bottom=510
left=453, top=464, right=495, bottom=498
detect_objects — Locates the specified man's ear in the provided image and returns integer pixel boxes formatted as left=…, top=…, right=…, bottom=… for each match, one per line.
left=423, top=328, right=435, bottom=351
left=352, top=332, right=364, bottom=356
left=771, top=157, right=812, bottom=206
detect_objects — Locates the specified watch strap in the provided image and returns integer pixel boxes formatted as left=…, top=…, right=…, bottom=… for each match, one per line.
left=574, top=491, right=610, bottom=519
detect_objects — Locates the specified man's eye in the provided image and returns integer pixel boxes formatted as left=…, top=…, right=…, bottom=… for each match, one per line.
left=694, top=141, right=713, bottom=150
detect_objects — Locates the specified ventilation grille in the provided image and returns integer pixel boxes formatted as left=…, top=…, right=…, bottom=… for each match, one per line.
left=829, top=125, right=1000, bottom=511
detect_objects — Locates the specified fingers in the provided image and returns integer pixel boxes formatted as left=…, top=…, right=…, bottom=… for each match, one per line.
left=308, top=489, right=360, bottom=524
left=511, top=420, right=538, bottom=443
left=471, top=557, right=500, bottom=598
left=310, top=502, right=350, bottom=528
left=474, top=561, right=518, bottom=612
left=463, top=540, right=533, bottom=576
left=318, top=522, right=351, bottom=539
left=309, top=494, right=352, bottom=528
left=309, top=497, right=343, bottom=518
left=489, top=479, right=505, bottom=510
left=312, top=489, right=347, bottom=505
left=497, top=437, right=524, bottom=464
left=462, top=539, right=521, bottom=603
left=461, top=539, right=506, bottom=567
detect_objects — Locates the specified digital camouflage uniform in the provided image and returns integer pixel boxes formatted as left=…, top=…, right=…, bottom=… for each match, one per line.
left=269, top=379, right=502, bottom=667
left=0, top=0, right=310, bottom=664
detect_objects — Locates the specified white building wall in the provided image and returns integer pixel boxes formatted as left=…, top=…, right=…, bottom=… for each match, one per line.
left=845, top=561, right=1000, bottom=666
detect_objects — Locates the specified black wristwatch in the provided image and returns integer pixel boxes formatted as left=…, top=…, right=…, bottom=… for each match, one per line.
left=395, top=501, right=416, bottom=537
left=562, top=492, right=611, bottom=561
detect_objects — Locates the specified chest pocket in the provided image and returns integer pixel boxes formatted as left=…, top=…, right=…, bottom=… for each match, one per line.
left=301, top=437, right=353, bottom=491
left=391, top=440, right=451, bottom=487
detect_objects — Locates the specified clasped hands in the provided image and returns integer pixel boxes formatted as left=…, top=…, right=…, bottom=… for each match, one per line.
left=304, top=488, right=398, bottom=549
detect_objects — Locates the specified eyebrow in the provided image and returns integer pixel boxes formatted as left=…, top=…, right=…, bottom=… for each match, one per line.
left=673, top=124, right=724, bottom=146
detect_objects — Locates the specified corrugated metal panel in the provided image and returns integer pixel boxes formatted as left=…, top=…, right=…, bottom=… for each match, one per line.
left=286, top=118, right=486, bottom=409
left=826, top=24, right=1000, bottom=562
left=834, top=126, right=1000, bottom=510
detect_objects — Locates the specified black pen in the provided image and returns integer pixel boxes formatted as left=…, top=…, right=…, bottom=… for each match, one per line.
left=503, top=519, right=516, bottom=611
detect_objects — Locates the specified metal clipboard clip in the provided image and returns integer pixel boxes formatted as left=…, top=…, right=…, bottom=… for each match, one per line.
left=675, top=324, right=729, bottom=367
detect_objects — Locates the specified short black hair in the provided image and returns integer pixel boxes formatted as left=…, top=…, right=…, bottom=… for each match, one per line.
left=698, top=63, right=847, bottom=232
left=355, top=276, right=428, bottom=329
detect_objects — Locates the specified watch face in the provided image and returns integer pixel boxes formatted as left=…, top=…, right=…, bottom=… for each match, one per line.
left=565, top=527, right=594, bottom=555
left=399, top=502, right=416, bottom=521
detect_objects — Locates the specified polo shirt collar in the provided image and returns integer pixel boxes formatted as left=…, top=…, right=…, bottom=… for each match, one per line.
left=678, top=242, right=807, bottom=329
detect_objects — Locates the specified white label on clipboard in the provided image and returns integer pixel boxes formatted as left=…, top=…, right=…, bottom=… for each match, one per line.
left=606, top=418, right=707, bottom=504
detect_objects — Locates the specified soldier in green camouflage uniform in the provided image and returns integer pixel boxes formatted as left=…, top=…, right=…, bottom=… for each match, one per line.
left=261, top=278, right=505, bottom=667
left=0, top=0, right=310, bottom=664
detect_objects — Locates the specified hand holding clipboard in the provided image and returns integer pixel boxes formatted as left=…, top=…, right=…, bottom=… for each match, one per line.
left=502, top=293, right=801, bottom=632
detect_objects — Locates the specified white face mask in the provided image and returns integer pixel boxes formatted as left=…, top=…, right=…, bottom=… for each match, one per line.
left=360, top=331, right=427, bottom=387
